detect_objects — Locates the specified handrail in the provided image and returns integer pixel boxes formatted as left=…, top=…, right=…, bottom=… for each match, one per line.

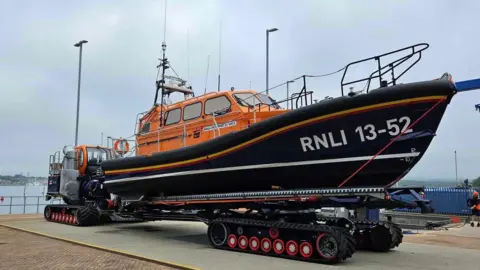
left=0, top=195, right=63, bottom=214
left=340, top=43, right=429, bottom=96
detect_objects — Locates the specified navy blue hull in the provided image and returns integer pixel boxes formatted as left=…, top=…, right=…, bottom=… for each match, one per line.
left=101, top=78, right=456, bottom=198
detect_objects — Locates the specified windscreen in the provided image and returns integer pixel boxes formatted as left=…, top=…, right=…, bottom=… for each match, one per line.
left=233, top=93, right=258, bottom=106
left=86, top=147, right=110, bottom=163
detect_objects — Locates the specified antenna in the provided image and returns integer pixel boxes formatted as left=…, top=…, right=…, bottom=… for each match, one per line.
left=205, top=55, right=210, bottom=94
left=163, top=0, right=167, bottom=44
left=186, top=28, right=190, bottom=82
left=217, top=19, right=222, bottom=92
left=154, top=0, right=169, bottom=123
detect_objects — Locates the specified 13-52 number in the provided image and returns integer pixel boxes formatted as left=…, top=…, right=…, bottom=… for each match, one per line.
left=355, top=116, right=413, bottom=142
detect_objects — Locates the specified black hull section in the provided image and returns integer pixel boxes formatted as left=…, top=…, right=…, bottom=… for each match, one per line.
left=102, top=78, right=456, bottom=198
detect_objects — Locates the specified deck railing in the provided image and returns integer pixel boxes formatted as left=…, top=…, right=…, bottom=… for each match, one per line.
left=0, top=195, right=63, bottom=215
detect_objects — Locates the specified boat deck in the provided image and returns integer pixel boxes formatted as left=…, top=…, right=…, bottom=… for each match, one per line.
left=1, top=214, right=480, bottom=270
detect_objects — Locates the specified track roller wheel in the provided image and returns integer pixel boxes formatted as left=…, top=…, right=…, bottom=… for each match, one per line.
left=269, top=228, right=279, bottom=239
left=299, top=241, right=313, bottom=258
left=316, top=233, right=338, bottom=262
left=75, top=206, right=100, bottom=226
left=369, top=225, right=392, bottom=252
left=249, top=236, right=260, bottom=251
left=73, top=216, right=78, bottom=225
left=286, top=240, right=299, bottom=256
left=44, top=206, right=52, bottom=221
left=389, top=223, right=403, bottom=249
left=260, top=238, right=272, bottom=253
left=273, top=239, right=285, bottom=254
left=315, top=229, right=355, bottom=264
left=238, top=236, right=248, bottom=249
left=207, top=221, right=229, bottom=247
left=227, top=234, right=237, bottom=248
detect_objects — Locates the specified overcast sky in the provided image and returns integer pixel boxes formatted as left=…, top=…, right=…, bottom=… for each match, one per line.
left=1, top=0, right=480, bottom=180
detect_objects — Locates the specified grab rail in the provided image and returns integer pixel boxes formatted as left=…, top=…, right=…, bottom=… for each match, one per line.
left=0, top=195, right=62, bottom=214
left=340, top=43, right=429, bottom=96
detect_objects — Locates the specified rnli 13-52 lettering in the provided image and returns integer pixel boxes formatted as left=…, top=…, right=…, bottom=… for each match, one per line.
left=299, top=116, right=413, bottom=152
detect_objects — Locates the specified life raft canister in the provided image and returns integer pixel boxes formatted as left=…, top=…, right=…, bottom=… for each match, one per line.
left=113, top=138, right=130, bottom=154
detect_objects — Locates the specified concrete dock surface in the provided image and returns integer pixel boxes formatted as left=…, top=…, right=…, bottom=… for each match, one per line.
left=1, top=214, right=480, bottom=270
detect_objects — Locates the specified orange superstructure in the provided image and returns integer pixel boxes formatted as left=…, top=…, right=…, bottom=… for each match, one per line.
left=135, top=88, right=289, bottom=156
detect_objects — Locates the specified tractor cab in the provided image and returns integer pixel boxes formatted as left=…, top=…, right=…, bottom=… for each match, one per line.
left=46, top=145, right=119, bottom=204
left=49, top=145, right=118, bottom=177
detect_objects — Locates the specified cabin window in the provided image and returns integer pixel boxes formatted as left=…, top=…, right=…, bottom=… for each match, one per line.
left=78, top=150, right=84, bottom=169
left=233, top=93, right=258, bottom=107
left=205, top=95, right=231, bottom=115
left=140, top=122, right=151, bottom=134
left=183, top=102, right=202, bottom=121
left=165, top=108, right=181, bottom=125
left=256, top=93, right=275, bottom=105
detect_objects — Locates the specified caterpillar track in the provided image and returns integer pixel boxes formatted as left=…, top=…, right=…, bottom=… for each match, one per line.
left=43, top=204, right=143, bottom=226
left=207, top=217, right=356, bottom=264
left=44, top=205, right=99, bottom=226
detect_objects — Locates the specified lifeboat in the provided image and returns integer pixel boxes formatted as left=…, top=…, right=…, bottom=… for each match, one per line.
left=100, top=43, right=457, bottom=199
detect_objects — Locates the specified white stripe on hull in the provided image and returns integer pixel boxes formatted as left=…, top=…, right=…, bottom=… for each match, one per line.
left=104, top=152, right=420, bottom=185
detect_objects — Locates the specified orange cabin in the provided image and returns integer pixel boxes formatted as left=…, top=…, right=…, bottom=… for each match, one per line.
left=135, top=89, right=289, bottom=156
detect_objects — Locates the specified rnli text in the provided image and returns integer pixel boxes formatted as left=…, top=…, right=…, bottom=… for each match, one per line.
left=300, top=130, right=347, bottom=152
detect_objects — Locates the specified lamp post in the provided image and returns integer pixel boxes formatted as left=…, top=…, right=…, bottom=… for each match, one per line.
left=286, top=80, right=294, bottom=109
left=266, top=28, right=278, bottom=95
left=74, top=40, right=88, bottom=146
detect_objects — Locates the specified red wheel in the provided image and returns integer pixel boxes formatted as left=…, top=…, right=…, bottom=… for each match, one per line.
left=273, top=239, right=285, bottom=254
left=286, top=240, right=299, bottom=256
left=269, top=228, right=279, bottom=239
left=69, top=215, right=73, bottom=224
left=227, top=234, right=237, bottom=248
left=73, top=216, right=78, bottom=225
left=249, top=236, right=260, bottom=251
left=62, top=215, right=66, bottom=222
left=316, top=233, right=338, bottom=260
left=260, top=238, right=272, bottom=253
left=238, top=236, right=248, bottom=249
left=52, top=213, right=57, bottom=221
left=299, top=242, right=313, bottom=258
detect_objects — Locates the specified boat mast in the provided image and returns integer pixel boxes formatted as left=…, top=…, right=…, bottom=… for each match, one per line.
left=156, top=42, right=168, bottom=126
left=154, top=0, right=169, bottom=127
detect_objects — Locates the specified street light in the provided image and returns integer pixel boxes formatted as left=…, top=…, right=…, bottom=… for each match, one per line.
left=266, top=28, right=278, bottom=95
left=286, top=80, right=294, bottom=109
left=74, top=40, right=88, bottom=146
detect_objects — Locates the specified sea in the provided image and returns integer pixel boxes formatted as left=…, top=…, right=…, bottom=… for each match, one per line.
left=0, top=184, right=62, bottom=215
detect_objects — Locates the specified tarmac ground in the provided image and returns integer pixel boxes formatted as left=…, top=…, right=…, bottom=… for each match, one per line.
left=1, top=214, right=480, bottom=270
